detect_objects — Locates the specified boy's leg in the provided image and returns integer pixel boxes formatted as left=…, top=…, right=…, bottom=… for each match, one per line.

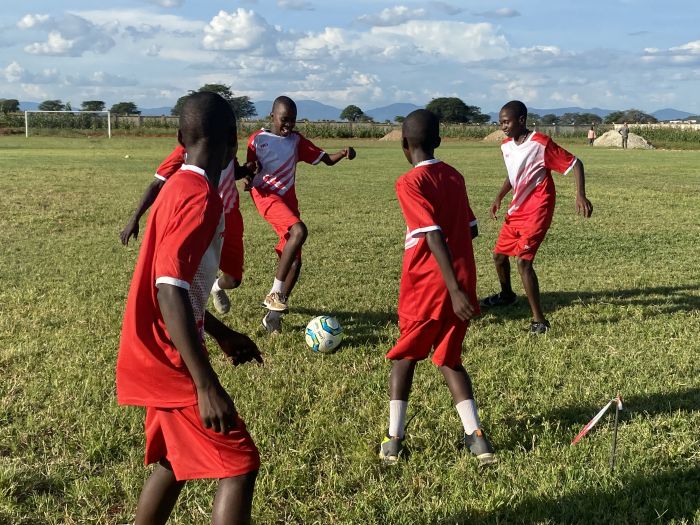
left=212, top=470, right=258, bottom=525
left=516, top=257, right=546, bottom=323
left=494, top=252, right=515, bottom=298
left=134, top=460, right=185, bottom=525
left=388, top=358, right=417, bottom=437
left=274, top=222, right=307, bottom=289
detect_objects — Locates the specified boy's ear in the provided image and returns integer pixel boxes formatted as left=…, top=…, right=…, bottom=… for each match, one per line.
left=401, top=137, right=409, bottom=150
left=177, top=129, right=184, bottom=148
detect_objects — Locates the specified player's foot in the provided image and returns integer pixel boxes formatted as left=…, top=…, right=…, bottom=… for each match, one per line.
left=529, top=320, right=550, bottom=335
left=263, top=291, right=288, bottom=312
left=262, top=312, right=282, bottom=336
left=480, top=292, right=517, bottom=308
left=462, top=429, right=497, bottom=466
left=211, top=288, right=231, bottom=314
left=379, top=435, right=404, bottom=465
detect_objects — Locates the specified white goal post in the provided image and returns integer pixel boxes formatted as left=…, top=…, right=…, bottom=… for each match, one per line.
left=24, top=110, right=112, bottom=138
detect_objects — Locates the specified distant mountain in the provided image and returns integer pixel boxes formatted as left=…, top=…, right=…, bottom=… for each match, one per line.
left=528, top=106, right=616, bottom=118
left=651, top=108, right=693, bottom=121
left=19, top=101, right=40, bottom=111
left=365, top=103, right=422, bottom=122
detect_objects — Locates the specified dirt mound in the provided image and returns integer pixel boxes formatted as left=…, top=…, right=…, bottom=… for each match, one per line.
left=483, top=129, right=507, bottom=142
left=379, top=129, right=402, bottom=141
left=594, top=130, right=654, bottom=149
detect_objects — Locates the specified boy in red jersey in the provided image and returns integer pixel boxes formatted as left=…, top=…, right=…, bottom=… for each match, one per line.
left=116, top=92, right=263, bottom=524
left=121, top=144, right=258, bottom=315
left=247, top=96, right=356, bottom=334
left=379, top=109, right=495, bottom=466
left=480, top=100, right=593, bottom=334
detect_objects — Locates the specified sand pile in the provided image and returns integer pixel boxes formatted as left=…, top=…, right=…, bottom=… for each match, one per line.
left=379, top=129, right=402, bottom=141
left=483, top=129, right=507, bottom=142
left=594, top=130, right=654, bottom=149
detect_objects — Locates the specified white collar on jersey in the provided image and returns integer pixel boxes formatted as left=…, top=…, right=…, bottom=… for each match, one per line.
left=180, top=163, right=208, bottom=179
left=414, top=158, right=441, bottom=167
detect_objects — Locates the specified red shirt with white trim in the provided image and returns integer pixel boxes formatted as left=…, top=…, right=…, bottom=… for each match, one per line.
left=117, top=165, right=224, bottom=407
left=501, top=132, right=576, bottom=219
left=155, top=145, right=240, bottom=213
left=396, top=159, right=479, bottom=322
left=246, top=129, right=325, bottom=197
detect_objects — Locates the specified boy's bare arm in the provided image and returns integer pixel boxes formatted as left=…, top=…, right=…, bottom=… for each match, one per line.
left=157, top=284, right=238, bottom=435
left=489, top=177, right=512, bottom=219
left=120, top=179, right=165, bottom=245
left=320, top=147, right=356, bottom=166
left=571, top=159, right=593, bottom=217
left=424, top=230, right=476, bottom=322
left=204, top=311, right=263, bottom=366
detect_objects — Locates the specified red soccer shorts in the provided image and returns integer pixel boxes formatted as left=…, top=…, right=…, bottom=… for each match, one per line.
left=220, top=207, right=244, bottom=281
left=251, top=188, right=302, bottom=258
left=494, top=207, right=554, bottom=261
left=386, top=316, right=469, bottom=368
left=144, top=405, right=260, bottom=481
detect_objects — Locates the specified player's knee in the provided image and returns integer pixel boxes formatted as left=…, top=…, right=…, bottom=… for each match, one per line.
left=289, top=221, right=308, bottom=242
left=516, top=257, right=532, bottom=273
left=493, top=252, right=507, bottom=265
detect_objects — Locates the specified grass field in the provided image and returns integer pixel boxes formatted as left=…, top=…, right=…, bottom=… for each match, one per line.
left=1, top=135, right=699, bottom=524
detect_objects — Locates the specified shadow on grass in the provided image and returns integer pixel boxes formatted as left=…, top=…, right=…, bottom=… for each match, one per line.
left=439, top=464, right=700, bottom=524
left=481, top=283, right=700, bottom=322
left=292, top=307, right=398, bottom=347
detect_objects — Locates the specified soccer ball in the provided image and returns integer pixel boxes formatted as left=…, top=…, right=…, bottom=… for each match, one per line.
left=305, top=315, right=343, bottom=353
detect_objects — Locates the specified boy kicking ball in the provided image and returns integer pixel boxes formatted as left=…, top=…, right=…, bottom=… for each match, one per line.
left=379, top=109, right=495, bottom=466
left=481, top=100, right=593, bottom=334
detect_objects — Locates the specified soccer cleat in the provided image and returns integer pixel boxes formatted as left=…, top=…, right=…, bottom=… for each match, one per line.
left=263, top=291, right=288, bottom=312
left=379, top=436, right=404, bottom=465
left=529, top=320, right=550, bottom=335
left=211, top=288, right=231, bottom=314
left=463, top=429, right=497, bottom=466
left=262, top=311, right=282, bottom=336
left=480, top=292, right=517, bottom=308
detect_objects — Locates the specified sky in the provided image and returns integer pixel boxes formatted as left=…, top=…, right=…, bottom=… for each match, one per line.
left=1, top=0, right=699, bottom=113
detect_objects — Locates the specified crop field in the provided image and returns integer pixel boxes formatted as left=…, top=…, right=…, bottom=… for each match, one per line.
left=1, top=136, right=699, bottom=524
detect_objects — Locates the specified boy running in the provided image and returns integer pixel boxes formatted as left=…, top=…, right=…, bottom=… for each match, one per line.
left=121, top=142, right=257, bottom=315
left=247, top=96, right=355, bottom=335
left=480, top=100, right=593, bottom=334
left=117, top=92, right=262, bottom=524
left=379, top=109, right=495, bottom=466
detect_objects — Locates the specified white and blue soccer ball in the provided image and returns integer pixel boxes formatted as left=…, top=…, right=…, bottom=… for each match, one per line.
left=305, top=315, right=343, bottom=353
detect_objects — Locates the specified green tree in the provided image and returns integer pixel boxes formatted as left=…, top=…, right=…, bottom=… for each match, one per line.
left=527, top=112, right=541, bottom=125
left=395, top=115, right=405, bottom=123
left=425, top=97, right=488, bottom=123
left=340, top=105, right=365, bottom=122
left=38, top=100, right=66, bottom=111
left=171, top=84, right=256, bottom=119
left=81, top=100, right=106, bottom=112
left=110, top=102, right=140, bottom=115
left=540, top=113, right=559, bottom=125
left=605, top=109, right=657, bottom=124
left=0, top=99, right=20, bottom=113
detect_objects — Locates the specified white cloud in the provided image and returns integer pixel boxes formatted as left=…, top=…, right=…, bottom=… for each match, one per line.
left=20, top=83, right=49, bottom=99
left=475, top=8, right=521, bottom=18
left=430, top=2, right=464, bottom=16
left=17, top=14, right=50, bottom=29
left=203, top=9, right=277, bottom=52
left=357, top=6, right=428, bottom=27
left=277, top=0, right=315, bottom=11
left=65, top=71, right=138, bottom=87
left=142, top=0, right=184, bottom=7
left=3, top=61, right=60, bottom=83
left=25, top=31, right=75, bottom=55
left=3, top=61, right=24, bottom=82
left=18, top=13, right=115, bottom=56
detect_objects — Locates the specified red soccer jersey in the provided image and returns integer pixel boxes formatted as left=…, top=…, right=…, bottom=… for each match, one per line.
left=246, top=129, right=325, bottom=197
left=155, top=145, right=240, bottom=213
left=396, top=159, right=479, bottom=322
left=500, top=132, right=576, bottom=219
left=117, top=165, right=224, bottom=407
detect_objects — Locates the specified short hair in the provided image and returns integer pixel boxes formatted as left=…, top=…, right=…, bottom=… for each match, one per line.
left=402, top=109, right=440, bottom=149
left=501, top=100, right=528, bottom=119
left=179, top=92, right=236, bottom=146
left=272, top=95, right=297, bottom=114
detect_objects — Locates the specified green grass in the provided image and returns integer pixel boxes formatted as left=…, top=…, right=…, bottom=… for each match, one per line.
left=1, top=136, right=699, bottom=524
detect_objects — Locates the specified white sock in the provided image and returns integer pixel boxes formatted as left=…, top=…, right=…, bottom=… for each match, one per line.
left=211, top=278, right=222, bottom=293
left=388, top=400, right=408, bottom=439
left=456, top=399, right=481, bottom=435
left=269, top=278, right=285, bottom=295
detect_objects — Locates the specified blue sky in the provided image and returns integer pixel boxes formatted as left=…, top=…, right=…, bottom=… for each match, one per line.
left=1, top=0, right=699, bottom=113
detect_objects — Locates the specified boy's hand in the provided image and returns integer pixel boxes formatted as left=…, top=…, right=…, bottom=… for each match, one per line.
left=576, top=195, right=593, bottom=218
left=450, top=288, right=476, bottom=321
left=120, top=220, right=138, bottom=245
left=197, top=381, right=238, bottom=434
left=245, top=160, right=261, bottom=176
left=345, top=147, right=356, bottom=160
left=217, top=330, right=263, bottom=366
left=489, top=199, right=502, bottom=219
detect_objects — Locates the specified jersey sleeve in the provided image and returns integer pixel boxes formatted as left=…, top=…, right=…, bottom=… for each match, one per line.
left=296, top=134, right=325, bottom=165
left=246, top=133, right=258, bottom=164
left=155, top=145, right=186, bottom=181
left=396, top=175, right=440, bottom=238
left=544, top=140, right=577, bottom=175
left=154, top=190, right=221, bottom=290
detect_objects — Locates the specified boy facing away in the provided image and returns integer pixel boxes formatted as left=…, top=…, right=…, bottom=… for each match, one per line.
left=246, top=96, right=356, bottom=335
left=379, top=109, right=495, bottom=466
left=480, top=100, right=593, bottom=334
left=121, top=142, right=258, bottom=315
left=116, top=92, right=263, bottom=524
